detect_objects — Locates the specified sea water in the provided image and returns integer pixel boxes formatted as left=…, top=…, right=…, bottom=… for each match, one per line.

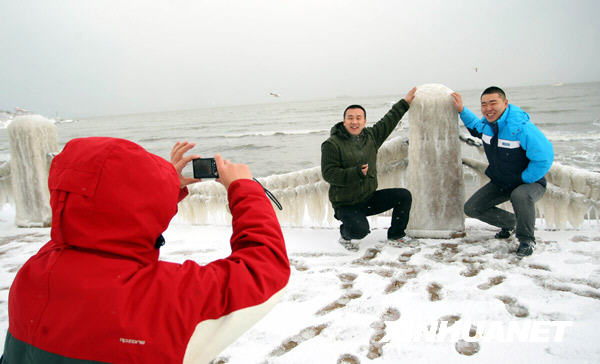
left=1, top=82, right=599, bottom=177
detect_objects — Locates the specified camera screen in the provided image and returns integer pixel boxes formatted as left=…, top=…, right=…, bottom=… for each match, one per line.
left=193, top=158, right=218, bottom=178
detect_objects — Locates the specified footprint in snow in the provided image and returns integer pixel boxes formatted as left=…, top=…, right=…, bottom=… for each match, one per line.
left=269, top=323, right=328, bottom=357
left=290, top=258, right=309, bottom=272
left=337, top=353, right=360, bottom=364
left=497, top=296, right=529, bottom=317
left=316, top=290, right=363, bottom=316
left=367, top=307, right=400, bottom=360
left=338, top=272, right=357, bottom=289
left=477, top=275, right=506, bottom=290
left=427, top=282, right=443, bottom=301
left=455, top=339, right=480, bottom=356
left=439, top=314, right=461, bottom=327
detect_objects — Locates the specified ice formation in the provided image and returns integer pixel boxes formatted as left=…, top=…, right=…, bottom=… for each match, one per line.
left=177, top=136, right=411, bottom=227
left=7, top=115, right=58, bottom=227
left=405, top=84, right=465, bottom=238
left=178, top=135, right=599, bottom=230
left=2, top=112, right=598, bottom=231
left=0, top=161, right=11, bottom=205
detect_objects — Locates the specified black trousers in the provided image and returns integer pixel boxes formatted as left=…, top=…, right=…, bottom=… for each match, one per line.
left=464, top=182, right=545, bottom=242
left=334, top=188, right=412, bottom=240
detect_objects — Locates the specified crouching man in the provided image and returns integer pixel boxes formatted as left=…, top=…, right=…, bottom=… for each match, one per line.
left=3, top=137, right=290, bottom=363
left=321, top=87, right=416, bottom=251
left=452, top=87, right=553, bottom=256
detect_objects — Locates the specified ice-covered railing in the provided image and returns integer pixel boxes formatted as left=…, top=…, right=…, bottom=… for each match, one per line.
left=178, top=135, right=600, bottom=229
left=177, top=135, right=410, bottom=227
left=2, top=109, right=598, bottom=230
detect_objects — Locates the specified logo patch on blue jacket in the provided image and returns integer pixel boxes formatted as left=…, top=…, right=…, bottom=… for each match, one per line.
left=498, top=139, right=521, bottom=149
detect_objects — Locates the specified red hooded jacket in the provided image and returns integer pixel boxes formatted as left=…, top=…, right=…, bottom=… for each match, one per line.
left=4, top=137, right=290, bottom=363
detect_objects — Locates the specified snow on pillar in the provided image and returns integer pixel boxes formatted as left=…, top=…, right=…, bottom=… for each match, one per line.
left=406, top=84, right=465, bottom=238
left=7, top=115, right=58, bottom=227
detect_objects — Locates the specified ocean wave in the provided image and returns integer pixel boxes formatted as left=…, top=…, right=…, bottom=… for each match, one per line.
left=137, top=129, right=328, bottom=142
left=139, top=136, right=169, bottom=143
left=548, top=133, right=600, bottom=142
left=222, top=143, right=276, bottom=151
left=537, top=109, right=579, bottom=114
left=556, top=153, right=600, bottom=172
left=536, top=121, right=589, bottom=127
left=0, top=117, right=77, bottom=129
left=211, top=129, right=329, bottom=139
left=53, top=119, right=77, bottom=125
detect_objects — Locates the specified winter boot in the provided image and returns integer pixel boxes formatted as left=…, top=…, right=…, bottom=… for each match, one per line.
left=387, top=234, right=417, bottom=247
left=338, top=237, right=359, bottom=252
left=495, top=227, right=515, bottom=239
left=516, top=239, right=536, bottom=257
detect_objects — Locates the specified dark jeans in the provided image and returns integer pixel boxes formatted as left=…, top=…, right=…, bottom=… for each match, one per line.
left=334, top=188, right=412, bottom=240
left=464, top=182, right=546, bottom=242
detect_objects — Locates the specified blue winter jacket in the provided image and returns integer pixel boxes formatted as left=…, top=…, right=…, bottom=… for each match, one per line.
left=459, top=104, right=554, bottom=192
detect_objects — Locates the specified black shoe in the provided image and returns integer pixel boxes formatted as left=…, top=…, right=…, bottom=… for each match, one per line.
left=338, top=237, right=359, bottom=252
left=495, top=228, right=514, bottom=239
left=516, top=240, right=535, bottom=257
left=387, top=236, right=417, bottom=247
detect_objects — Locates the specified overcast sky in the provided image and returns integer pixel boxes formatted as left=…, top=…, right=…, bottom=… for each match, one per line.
left=1, top=0, right=599, bottom=117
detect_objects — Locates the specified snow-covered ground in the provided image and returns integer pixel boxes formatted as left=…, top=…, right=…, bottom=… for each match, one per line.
left=0, top=203, right=598, bottom=363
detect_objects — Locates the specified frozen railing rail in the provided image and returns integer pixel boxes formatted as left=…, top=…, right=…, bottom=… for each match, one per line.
left=178, top=135, right=410, bottom=227
left=178, top=135, right=599, bottom=229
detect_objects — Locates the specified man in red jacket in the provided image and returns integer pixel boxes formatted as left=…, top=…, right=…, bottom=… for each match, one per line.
left=3, top=137, right=290, bottom=363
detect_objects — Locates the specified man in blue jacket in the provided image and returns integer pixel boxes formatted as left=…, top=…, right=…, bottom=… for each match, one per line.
left=451, top=86, right=553, bottom=256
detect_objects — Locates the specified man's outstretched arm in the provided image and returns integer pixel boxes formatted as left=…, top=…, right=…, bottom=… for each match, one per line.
left=371, top=87, right=416, bottom=147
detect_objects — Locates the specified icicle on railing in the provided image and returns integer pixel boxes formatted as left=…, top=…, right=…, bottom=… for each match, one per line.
left=542, top=163, right=600, bottom=228
left=177, top=135, right=410, bottom=227
left=0, top=161, right=11, bottom=205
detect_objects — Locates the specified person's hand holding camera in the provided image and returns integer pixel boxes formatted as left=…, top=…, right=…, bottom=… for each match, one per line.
left=170, top=141, right=201, bottom=188
left=215, top=154, right=252, bottom=190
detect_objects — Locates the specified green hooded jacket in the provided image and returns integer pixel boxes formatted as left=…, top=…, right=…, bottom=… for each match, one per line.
left=321, top=99, right=410, bottom=208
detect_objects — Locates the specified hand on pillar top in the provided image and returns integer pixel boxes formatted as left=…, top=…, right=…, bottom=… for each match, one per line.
left=404, top=87, right=417, bottom=104
left=451, top=92, right=464, bottom=113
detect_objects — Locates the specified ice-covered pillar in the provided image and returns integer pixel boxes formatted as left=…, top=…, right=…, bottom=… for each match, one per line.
left=7, top=115, right=58, bottom=227
left=406, top=84, right=465, bottom=238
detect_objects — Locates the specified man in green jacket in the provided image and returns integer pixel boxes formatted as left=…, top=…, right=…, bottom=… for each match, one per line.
left=321, top=87, right=416, bottom=251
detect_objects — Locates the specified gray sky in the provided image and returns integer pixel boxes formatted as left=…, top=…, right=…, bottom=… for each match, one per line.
left=1, top=0, right=599, bottom=117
